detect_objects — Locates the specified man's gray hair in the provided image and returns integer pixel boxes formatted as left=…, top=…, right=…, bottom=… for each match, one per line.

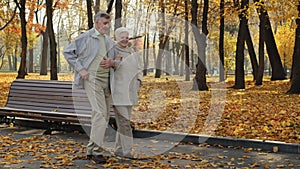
left=94, top=12, right=110, bottom=22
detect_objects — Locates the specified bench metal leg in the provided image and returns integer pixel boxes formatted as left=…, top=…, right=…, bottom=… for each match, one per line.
left=43, top=121, right=65, bottom=135
left=0, top=116, right=15, bottom=124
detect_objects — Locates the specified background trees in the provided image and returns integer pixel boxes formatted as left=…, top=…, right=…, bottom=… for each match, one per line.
left=0, top=0, right=299, bottom=92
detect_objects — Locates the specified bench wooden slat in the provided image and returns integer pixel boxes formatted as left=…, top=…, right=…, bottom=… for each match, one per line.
left=11, top=86, right=73, bottom=93
left=13, top=79, right=72, bottom=85
left=8, top=94, right=88, bottom=103
left=0, top=108, right=90, bottom=123
left=6, top=97, right=89, bottom=107
left=11, top=83, right=72, bottom=89
left=5, top=103, right=92, bottom=114
left=1, top=107, right=91, bottom=118
left=9, top=88, right=74, bottom=96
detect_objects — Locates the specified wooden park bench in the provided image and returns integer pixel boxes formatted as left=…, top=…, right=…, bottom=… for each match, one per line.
left=0, top=79, right=118, bottom=134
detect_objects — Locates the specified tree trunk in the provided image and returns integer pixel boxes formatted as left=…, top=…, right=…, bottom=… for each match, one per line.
left=8, top=55, right=13, bottom=71
left=143, top=6, right=151, bottom=76
left=219, top=0, right=225, bottom=82
left=254, top=0, right=286, bottom=80
left=115, top=0, right=122, bottom=30
left=46, top=0, right=58, bottom=80
left=94, top=0, right=100, bottom=14
left=256, top=1, right=266, bottom=86
left=155, top=0, right=166, bottom=78
left=287, top=3, right=300, bottom=94
left=165, top=40, right=171, bottom=75
left=233, top=0, right=248, bottom=89
left=28, top=48, right=34, bottom=73
left=152, top=32, right=157, bottom=72
left=16, top=0, right=27, bottom=79
left=143, top=33, right=147, bottom=75
left=173, top=30, right=182, bottom=75
left=13, top=46, right=18, bottom=71
left=106, top=0, right=114, bottom=13
left=191, top=0, right=208, bottom=90
left=245, top=26, right=258, bottom=81
left=179, top=44, right=184, bottom=76
left=265, top=18, right=286, bottom=80
left=0, top=56, right=3, bottom=70
left=184, top=0, right=190, bottom=81
left=40, top=30, right=49, bottom=75
left=155, top=35, right=167, bottom=78
left=86, top=0, right=93, bottom=29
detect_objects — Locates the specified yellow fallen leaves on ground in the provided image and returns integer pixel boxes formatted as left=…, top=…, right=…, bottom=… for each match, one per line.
left=0, top=72, right=299, bottom=144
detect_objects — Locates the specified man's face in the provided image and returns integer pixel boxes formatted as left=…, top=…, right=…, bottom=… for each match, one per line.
left=95, top=17, right=111, bottom=35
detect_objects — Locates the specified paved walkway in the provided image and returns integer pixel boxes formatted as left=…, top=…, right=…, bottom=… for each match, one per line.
left=0, top=124, right=299, bottom=169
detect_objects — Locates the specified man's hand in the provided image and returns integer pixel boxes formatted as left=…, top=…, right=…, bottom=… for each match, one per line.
left=79, top=69, right=89, bottom=80
left=100, top=58, right=115, bottom=68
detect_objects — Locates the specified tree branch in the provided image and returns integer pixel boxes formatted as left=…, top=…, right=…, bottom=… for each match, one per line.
left=0, top=6, right=17, bottom=30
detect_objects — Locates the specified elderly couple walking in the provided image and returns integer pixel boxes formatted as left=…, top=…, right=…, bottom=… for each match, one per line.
left=63, top=11, right=142, bottom=164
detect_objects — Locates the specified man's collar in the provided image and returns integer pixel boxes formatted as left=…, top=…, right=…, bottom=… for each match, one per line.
left=94, top=28, right=105, bottom=37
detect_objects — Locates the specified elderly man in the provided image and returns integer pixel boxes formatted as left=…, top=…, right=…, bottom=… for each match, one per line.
left=63, top=12, right=119, bottom=164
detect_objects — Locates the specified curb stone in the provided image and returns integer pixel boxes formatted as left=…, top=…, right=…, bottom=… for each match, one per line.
left=133, top=129, right=300, bottom=154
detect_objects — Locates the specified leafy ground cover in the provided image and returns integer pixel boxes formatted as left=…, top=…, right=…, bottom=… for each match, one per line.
left=0, top=72, right=299, bottom=144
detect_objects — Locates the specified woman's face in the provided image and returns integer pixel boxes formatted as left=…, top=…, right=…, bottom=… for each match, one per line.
left=116, top=32, right=129, bottom=47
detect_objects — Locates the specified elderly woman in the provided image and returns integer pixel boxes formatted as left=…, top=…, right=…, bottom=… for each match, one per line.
left=111, top=27, right=143, bottom=158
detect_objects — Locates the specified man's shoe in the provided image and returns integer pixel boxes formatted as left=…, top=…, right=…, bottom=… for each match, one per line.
left=123, top=153, right=136, bottom=160
left=86, top=155, right=92, bottom=160
left=91, top=155, right=106, bottom=164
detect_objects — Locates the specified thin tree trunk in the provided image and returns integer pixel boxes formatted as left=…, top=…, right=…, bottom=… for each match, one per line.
left=219, top=0, right=225, bottom=82
left=0, top=57, right=4, bottom=70
left=152, top=32, right=157, bottom=72
left=106, top=0, right=114, bottom=13
left=8, top=55, right=12, bottom=71
left=16, top=0, right=27, bottom=79
left=94, top=0, right=100, bottom=14
left=155, top=0, right=166, bottom=78
left=14, top=46, right=18, bottom=71
left=87, top=0, right=93, bottom=29
left=146, top=32, right=150, bottom=74
left=165, top=40, right=171, bottom=75
left=173, top=29, right=182, bottom=75
left=256, top=1, right=266, bottom=85
left=46, top=0, right=58, bottom=80
left=28, top=48, right=34, bottom=73
left=184, top=0, right=190, bottom=81
left=143, top=33, right=147, bottom=75
left=40, top=30, right=48, bottom=75
left=191, top=36, right=195, bottom=71
left=179, top=44, right=184, bottom=76
left=245, top=26, right=258, bottom=81
left=142, top=5, right=151, bottom=75
left=115, top=0, right=122, bottom=29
